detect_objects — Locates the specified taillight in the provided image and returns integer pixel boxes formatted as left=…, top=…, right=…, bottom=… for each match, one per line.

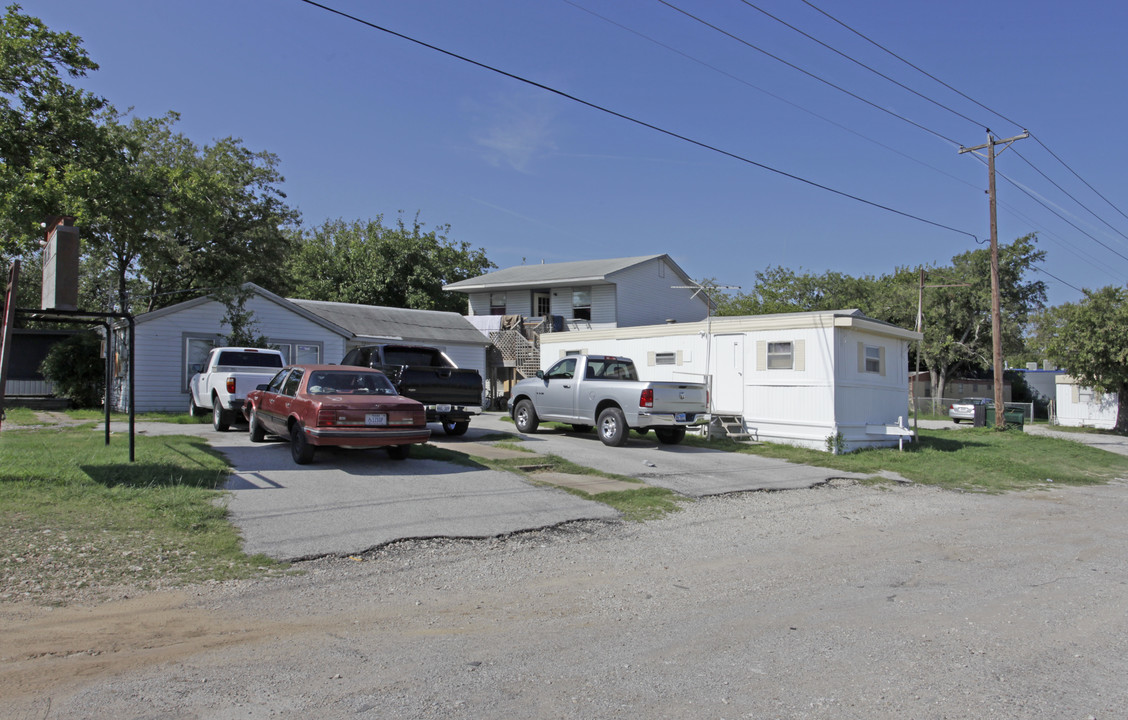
left=317, top=409, right=336, bottom=427
left=226, top=377, right=236, bottom=393
left=639, top=388, right=654, bottom=408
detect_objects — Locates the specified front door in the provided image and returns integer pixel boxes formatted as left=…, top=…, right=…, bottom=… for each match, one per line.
left=711, top=334, right=745, bottom=414
left=533, top=291, right=551, bottom=318
left=539, top=357, right=577, bottom=420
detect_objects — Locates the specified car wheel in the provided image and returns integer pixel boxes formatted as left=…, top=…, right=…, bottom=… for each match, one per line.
left=189, top=395, right=205, bottom=418
left=597, top=407, right=629, bottom=447
left=249, top=408, right=266, bottom=442
left=952, top=418, right=960, bottom=424
left=387, top=444, right=410, bottom=460
left=654, top=427, right=686, bottom=444
left=212, top=401, right=231, bottom=432
left=570, top=424, right=592, bottom=433
left=441, top=420, right=469, bottom=436
left=290, top=423, right=315, bottom=464
left=514, top=400, right=539, bottom=434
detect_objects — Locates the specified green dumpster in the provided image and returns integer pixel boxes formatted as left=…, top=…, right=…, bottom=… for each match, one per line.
left=985, top=407, right=1025, bottom=429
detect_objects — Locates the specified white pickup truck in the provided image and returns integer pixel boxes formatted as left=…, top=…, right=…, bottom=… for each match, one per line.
left=509, top=354, right=708, bottom=446
left=188, top=347, right=286, bottom=431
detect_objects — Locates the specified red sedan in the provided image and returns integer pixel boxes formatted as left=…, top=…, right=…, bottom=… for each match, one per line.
left=244, top=364, right=431, bottom=464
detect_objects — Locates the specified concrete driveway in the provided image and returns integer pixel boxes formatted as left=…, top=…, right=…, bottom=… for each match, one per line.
left=125, top=413, right=869, bottom=561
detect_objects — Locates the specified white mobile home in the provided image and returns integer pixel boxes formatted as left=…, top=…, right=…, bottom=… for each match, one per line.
left=1054, top=375, right=1118, bottom=429
left=538, top=309, right=920, bottom=452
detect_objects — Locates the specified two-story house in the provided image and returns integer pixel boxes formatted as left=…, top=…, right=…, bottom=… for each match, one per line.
left=443, top=255, right=711, bottom=400
left=443, top=254, right=710, bottom=329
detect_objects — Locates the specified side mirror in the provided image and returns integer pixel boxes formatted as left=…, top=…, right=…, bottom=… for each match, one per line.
left=535, top=370, right=545, bottom=379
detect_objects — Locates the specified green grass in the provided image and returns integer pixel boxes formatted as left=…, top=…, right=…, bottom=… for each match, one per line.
left=1, top=425, right=284, bottom=604
left=681, top=427, right=1128, bottom=492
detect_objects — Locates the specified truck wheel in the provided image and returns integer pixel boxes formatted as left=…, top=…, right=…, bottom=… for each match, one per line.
left=387, top=444, right=410, bottom=460
left=597, top=407, right=629, bottom=447
left=441, top=420, right=469, bottom=436
left=514, top=400, right=539, bottom=434
left=654, top=427, right=687, bottom=444
left=189, top=395, right=205, bottom=418
left=290, top=423, right=315, bottom=464
left=248, top=408, right=266, bottom=442
left=212, top=401, right=232, bottom=432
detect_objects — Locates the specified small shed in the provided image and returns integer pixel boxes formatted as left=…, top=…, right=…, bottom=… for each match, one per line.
left=538, top=309, right=920, bottom=452
left=1054, top=375, right=1118, bottom=429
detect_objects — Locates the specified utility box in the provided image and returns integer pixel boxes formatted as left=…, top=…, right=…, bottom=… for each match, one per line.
left=41, top=216, right=79, bottom=311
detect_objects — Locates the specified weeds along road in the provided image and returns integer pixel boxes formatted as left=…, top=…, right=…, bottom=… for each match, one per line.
left=4, top=477, right=1128, bottom=719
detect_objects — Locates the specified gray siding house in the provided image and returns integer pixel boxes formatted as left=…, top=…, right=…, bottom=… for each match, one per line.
left=113, top=284, right=490, bottom=413
left=443, top=254, right=710, bottom=329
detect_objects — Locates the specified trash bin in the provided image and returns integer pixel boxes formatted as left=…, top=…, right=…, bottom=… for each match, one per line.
left=972, top=404, right=987, bottom=427
left=985, top=407, right=1025, bottom=429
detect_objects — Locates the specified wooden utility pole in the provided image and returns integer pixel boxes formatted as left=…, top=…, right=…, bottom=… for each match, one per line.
left=959, top=130, right=1028, bottom=428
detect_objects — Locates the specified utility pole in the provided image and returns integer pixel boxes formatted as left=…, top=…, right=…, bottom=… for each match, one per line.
left=912, top=268, right=970, bottom=430
left=959, top=129, right=1028, bottom=429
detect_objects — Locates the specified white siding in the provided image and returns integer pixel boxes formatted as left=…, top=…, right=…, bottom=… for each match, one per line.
left=1055, top=378, right=1117, bottom=429
left=541, top=316, right=915, bottom=452
left=613, top=257, right=708, bottom=327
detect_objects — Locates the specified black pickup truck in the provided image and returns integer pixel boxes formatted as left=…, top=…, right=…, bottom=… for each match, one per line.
left=340, top=344, right=483, bottom=435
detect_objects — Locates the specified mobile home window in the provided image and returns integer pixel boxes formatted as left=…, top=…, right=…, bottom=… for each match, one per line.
left=490, top=292, right=506, bottom=316
left=767, top=342, right=793, bottom=369
left=655, top=352, right=677, bottom=365
left=572, top=287, right=591, bottom=321
left=864, top=345, right=881, bottom=373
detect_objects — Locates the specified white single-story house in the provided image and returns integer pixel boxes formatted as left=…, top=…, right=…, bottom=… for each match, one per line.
left=443, top=254, right=710, bottom=330
left=1054, top=375, right=1118, bottom=429
left=538, top=309, right=921, bottom=453
left=112, top=284, right=490, bottom=413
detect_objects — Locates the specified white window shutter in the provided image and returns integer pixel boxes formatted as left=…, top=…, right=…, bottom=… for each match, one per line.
left=756, top=341, right=767, bottom=371
left=879, top=346, right=886, bottom=376
left=647, top=351, right=656, bottom=366
left=794, top=339, right=805, bottom=372
left=857, top=342, right=864, bottom=373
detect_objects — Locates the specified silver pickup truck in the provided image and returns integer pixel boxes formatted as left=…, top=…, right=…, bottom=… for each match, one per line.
left=509, top=355, right=707, bottom=446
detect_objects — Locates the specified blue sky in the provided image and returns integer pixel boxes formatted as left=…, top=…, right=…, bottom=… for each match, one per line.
left=29, top=0, right=1128, bottom=307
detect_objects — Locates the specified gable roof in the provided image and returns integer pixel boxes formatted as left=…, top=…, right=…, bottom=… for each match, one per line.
left=443, top=254, right=689, bottom=292
left=289, top=299, right=490, bottom=346
left=129, top=282, right=350, bottom=337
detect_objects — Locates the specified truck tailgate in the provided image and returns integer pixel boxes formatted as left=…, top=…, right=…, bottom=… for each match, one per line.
left=649, top=383, right=708, bottom=414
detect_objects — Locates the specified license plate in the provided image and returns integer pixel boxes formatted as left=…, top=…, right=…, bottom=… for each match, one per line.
left=675, top=413, right=687, bottom=422
left=436, top=404, right=452, bottom=413
left=366, top=413, right=387, bottom=426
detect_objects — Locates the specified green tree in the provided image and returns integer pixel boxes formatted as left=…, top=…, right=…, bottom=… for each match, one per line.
left=285, top=215, right=494, bottom=312
left=1043, top=285, right=1128, bottom=432
left=39, top=331, right=104, bottom=407
left=0, top=4, right=109, bottom=254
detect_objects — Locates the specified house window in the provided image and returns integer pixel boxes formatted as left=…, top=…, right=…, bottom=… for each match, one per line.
left=490, top=292, right=506, bottom=316
left=655, top=352, right=677, bottom=365
left=572, top=287, right=591, bottom=321
left=864, top=345, right=882, bottom=373
left=767, top=342, right=793, bottom=369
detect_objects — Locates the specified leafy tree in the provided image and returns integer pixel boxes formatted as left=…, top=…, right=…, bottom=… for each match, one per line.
left=285, top=215, right=494, bottom=312
left=0, top=4, right=109, bottom=254
left=39, top=331, right=104, bottom=407
left=1043, top=285, right=1128, bottom=432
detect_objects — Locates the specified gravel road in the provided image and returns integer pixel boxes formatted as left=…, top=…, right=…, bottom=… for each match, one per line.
left=5, top=476, right=1128, bottom=719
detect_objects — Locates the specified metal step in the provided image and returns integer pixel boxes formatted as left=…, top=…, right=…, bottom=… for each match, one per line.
left=712, top=415, right=752, bottom=441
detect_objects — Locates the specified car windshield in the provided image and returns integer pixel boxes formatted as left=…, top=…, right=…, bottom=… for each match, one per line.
left=306, top=371, right=396, bottom=395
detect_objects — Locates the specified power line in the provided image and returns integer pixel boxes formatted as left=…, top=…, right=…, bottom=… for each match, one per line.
left=655, top=0, right=963, bottom=147
left=795, top=0, right=1025, bottom=133
left=1030, top=133, right=1128, bottom=225
left=1031, top=264, right=1083, bottom=293
left=1012, top=146, right=1128, bottom=246
left=735, top=0, right=990, bottom=131
left=295, top=0, right=980, bottom=243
